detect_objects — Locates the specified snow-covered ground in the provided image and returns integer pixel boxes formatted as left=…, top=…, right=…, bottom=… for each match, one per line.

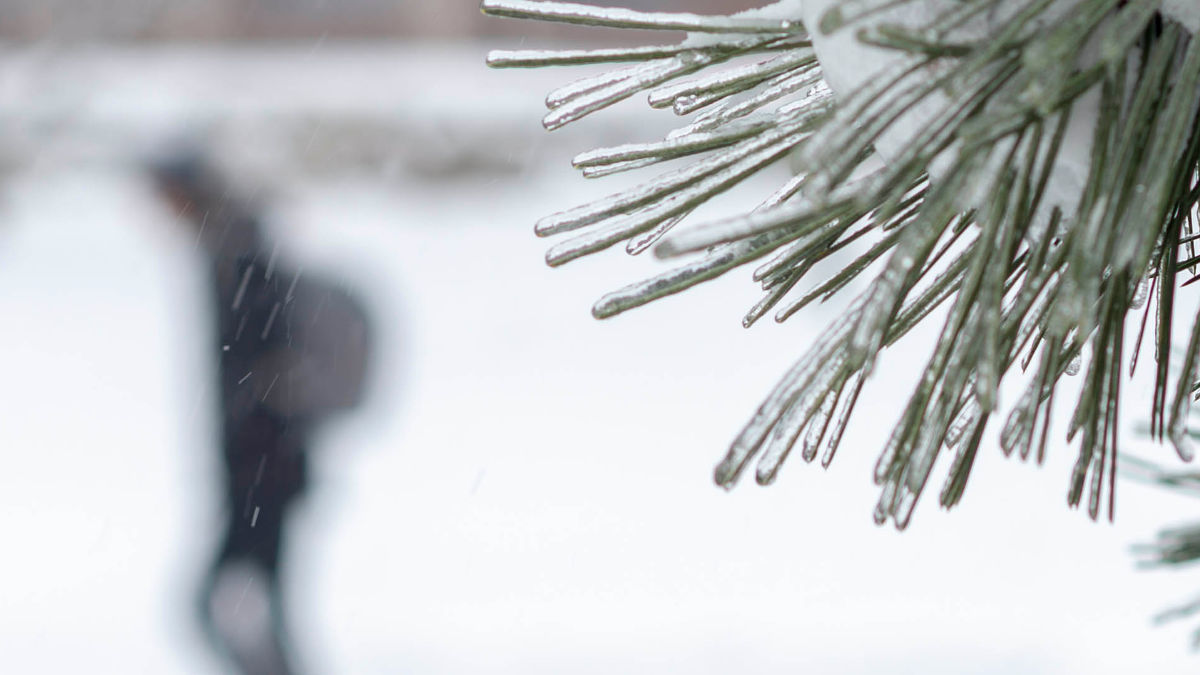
left=0, top=44, right=1199, bottom=674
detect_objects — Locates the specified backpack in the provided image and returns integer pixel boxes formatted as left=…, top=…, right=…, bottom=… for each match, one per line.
left=253, top=272, right=373, bottom=420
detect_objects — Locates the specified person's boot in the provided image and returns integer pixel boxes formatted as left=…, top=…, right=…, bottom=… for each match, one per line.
left=199, top=559, right=297, bottom=675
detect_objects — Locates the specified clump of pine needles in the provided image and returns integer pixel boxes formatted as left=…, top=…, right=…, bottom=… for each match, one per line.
left=482, top=0, right=1200, bottom=529
left=1125, top=452, right=1200, bottom=646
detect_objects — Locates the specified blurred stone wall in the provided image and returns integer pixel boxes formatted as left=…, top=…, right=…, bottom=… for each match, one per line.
left=0, top=0, right=761, bottom=41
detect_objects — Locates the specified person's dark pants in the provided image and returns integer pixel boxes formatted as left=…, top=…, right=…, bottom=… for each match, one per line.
left=217, top=411, right=309, bottom=576
left=198, top=411, right=309, bottom=675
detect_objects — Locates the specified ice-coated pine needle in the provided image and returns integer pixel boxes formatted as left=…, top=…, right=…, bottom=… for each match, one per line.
left=480, top=0, right=805, bottom=34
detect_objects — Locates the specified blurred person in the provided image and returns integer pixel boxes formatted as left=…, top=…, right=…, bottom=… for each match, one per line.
left=149, top=149, right=372, bottom=675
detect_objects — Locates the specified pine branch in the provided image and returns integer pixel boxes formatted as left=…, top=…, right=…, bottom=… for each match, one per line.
left=482, top=0, right=1200, bottom=530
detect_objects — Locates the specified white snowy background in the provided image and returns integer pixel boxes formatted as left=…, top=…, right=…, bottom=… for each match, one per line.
left=0, top=41, right=1199, bottom=674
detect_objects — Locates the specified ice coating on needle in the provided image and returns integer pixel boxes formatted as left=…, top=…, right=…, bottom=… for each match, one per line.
left=728, top=0, right=805, bottom=22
